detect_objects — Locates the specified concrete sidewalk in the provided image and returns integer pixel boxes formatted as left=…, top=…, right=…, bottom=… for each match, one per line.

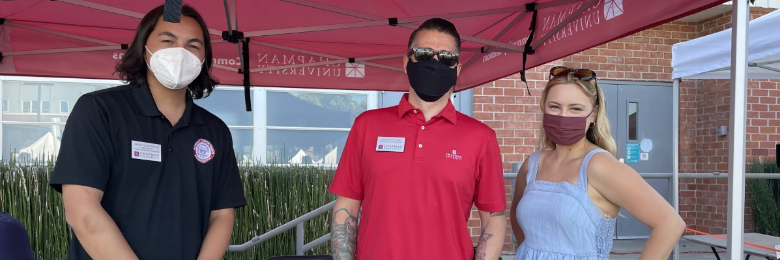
left=500, top=238, right=753, bottom=259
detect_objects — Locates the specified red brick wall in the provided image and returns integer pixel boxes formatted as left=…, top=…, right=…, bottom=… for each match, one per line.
left=467, top=8, right=779, bottom=254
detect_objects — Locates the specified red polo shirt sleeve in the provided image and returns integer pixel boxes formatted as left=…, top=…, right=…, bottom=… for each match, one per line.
left=329, top=113, right=366, bottom=200
left=473, top=130, right=507, bottom=212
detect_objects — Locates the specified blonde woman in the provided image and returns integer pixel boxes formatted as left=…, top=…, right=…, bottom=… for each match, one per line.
left=510, top=66, right=685, bottom=260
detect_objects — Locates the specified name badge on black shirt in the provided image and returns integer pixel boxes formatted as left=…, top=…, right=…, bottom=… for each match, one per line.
left=131, top=140, right=162, bottom=162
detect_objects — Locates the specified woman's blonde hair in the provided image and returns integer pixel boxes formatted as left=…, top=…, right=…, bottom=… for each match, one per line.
left=538, top=74, right=617, bottom=155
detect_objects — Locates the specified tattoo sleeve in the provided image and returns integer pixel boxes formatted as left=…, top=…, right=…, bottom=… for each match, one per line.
left=474, top=229, right=494, bottom=260
left=331, top=208, right=359, bottom=260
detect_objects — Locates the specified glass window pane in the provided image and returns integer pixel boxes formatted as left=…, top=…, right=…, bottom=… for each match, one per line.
left=266, top=130, right=348, bottom=165
left=194, top=89, right=253, bottom=126
left=42, top=101, right=51, bottom=113
left=60, top=101, right=69, bottom=113
left=229, top=129, right=254, bottom=164
left=628, top=102, right=638, bottom=141
left=3, top=81, right=114, bottom=123
left=267, top=91, right=367, bottom=128
left=3, top=125, right=62, bottom=161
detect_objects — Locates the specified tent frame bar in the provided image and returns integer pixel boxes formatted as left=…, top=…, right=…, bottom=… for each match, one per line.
left=4, top=46, right=123, bottom=56
left=280, top=0, right=542, bottom=52
left=249, top=41, right=404, bottom=72
left=4, top=21, right=118, bottom=46
left=249, top=53, right=404, bottom=73
left=531, top=0, right=600, bottom=50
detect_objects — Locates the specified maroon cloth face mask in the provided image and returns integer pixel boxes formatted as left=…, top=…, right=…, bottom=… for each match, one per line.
left=543, top=113, right=590, bottom=146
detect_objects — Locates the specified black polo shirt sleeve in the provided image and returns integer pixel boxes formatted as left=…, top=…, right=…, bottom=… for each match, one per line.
left=50, top=94, right=112, bottom=193
left=211, top=131, right=247, bottom=210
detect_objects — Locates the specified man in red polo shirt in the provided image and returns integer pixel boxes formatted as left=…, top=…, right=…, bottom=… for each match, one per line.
left=329, top=18, right=507, bottom=260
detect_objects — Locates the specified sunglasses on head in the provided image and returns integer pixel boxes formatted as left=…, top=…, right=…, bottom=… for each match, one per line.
left=407, top=47, right=460, bottom=67
left=549, top=66, right=597, bottom=81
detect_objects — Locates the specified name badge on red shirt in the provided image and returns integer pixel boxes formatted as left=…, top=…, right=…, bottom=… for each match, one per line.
left=376, top=137, right=405, bottom=152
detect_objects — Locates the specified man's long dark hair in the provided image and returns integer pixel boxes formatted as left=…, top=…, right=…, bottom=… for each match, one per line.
left=115, top=4, right=218, bottom=99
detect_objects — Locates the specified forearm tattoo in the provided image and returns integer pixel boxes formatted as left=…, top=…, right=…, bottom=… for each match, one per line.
left=489, top=211, right=506, bottom=217
left=475, top=229, right=494, bottom=260
left=331, top=208, right=358, bottom=260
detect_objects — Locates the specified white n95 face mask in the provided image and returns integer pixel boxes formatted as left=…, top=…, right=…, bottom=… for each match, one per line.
left=146, top=46, right=204, bottom=90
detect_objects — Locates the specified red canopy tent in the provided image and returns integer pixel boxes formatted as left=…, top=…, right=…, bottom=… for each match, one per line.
left=5, top=0, right=761, bottom=257
left=2, top=0, right=727, bottom=93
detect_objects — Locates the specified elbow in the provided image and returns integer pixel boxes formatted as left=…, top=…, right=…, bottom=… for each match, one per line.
left=64, top=203, right=101, bottom=235
left=65, top=208, right=98, bottom=235
left=63, top=204, right=81, bottom=228
left=676, top=216, right=687, bottom=234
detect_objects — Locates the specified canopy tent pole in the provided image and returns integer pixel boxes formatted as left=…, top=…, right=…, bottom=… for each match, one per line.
left=274, top=0, right=533, bottom=53
left=530, top=0, right=600, bottom=50
left=672, top=78, right=681, bottom=260
left=4, top=21, right=118, bottom=45
left=726, top=0, right=749, bottom=258
left=461, top=11, right=529, bottom=70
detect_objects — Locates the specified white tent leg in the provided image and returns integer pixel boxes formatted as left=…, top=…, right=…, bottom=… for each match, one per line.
left=673, top=78, right=681, bottom=260
left=727, top=0, right=749, bottom=259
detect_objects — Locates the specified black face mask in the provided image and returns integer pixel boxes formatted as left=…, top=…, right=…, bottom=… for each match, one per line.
left=406, top=58, right=457, bottom=102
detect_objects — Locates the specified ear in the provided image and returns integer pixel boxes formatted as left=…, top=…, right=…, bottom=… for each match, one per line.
left=590, top=105, right=599, bottom=124
left=403, top=56, right=409, bottom=75
left=456, top=63, right=462, bottom=77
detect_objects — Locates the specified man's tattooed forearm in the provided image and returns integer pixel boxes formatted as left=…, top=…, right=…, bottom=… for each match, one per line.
left=475, top=229, right=494, bottom=260
left=331, top=208, right=358, bottom=260
left=489, top=211, right=506, bottom=217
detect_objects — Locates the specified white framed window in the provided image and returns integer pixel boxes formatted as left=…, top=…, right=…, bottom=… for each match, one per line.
left=60, top=101, right=69, bottom=113
left=195, top=86, right=378, bottom=166
left=22, top=101, right=32, bottom=113
left=41, top=100, right=51, bottom=113
left=0, top=76, right=380, bottom=165
left=1, top=76, right=121, bottom=161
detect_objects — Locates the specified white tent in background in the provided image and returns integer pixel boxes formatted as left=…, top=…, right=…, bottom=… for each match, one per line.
left=19, top=132, right=60, bottom=160
left=287, top=149, right=308, bottom=164
left=672, top=9, right=780, bottom=79
left=324, top=147, right=338, bottom=165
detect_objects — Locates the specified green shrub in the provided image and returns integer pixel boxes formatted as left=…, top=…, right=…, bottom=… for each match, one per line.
left=747, top=159, right=780, bottom=236
left=0, top=159, right=335, bottom=260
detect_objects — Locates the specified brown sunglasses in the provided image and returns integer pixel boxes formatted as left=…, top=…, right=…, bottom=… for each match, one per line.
left=550, top=66, right=597, bottom=81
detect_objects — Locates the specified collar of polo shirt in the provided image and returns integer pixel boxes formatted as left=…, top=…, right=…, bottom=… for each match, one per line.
left=130, top=83, right=205, bottom=125
left=397, top=93, right=458, bottom=125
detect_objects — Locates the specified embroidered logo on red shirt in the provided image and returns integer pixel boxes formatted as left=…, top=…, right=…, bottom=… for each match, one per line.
left=445, top=149, right=462, bottom=160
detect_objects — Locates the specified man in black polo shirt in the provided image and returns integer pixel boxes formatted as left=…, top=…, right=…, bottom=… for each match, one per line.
left=49, top=5, right=246, bottom=260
